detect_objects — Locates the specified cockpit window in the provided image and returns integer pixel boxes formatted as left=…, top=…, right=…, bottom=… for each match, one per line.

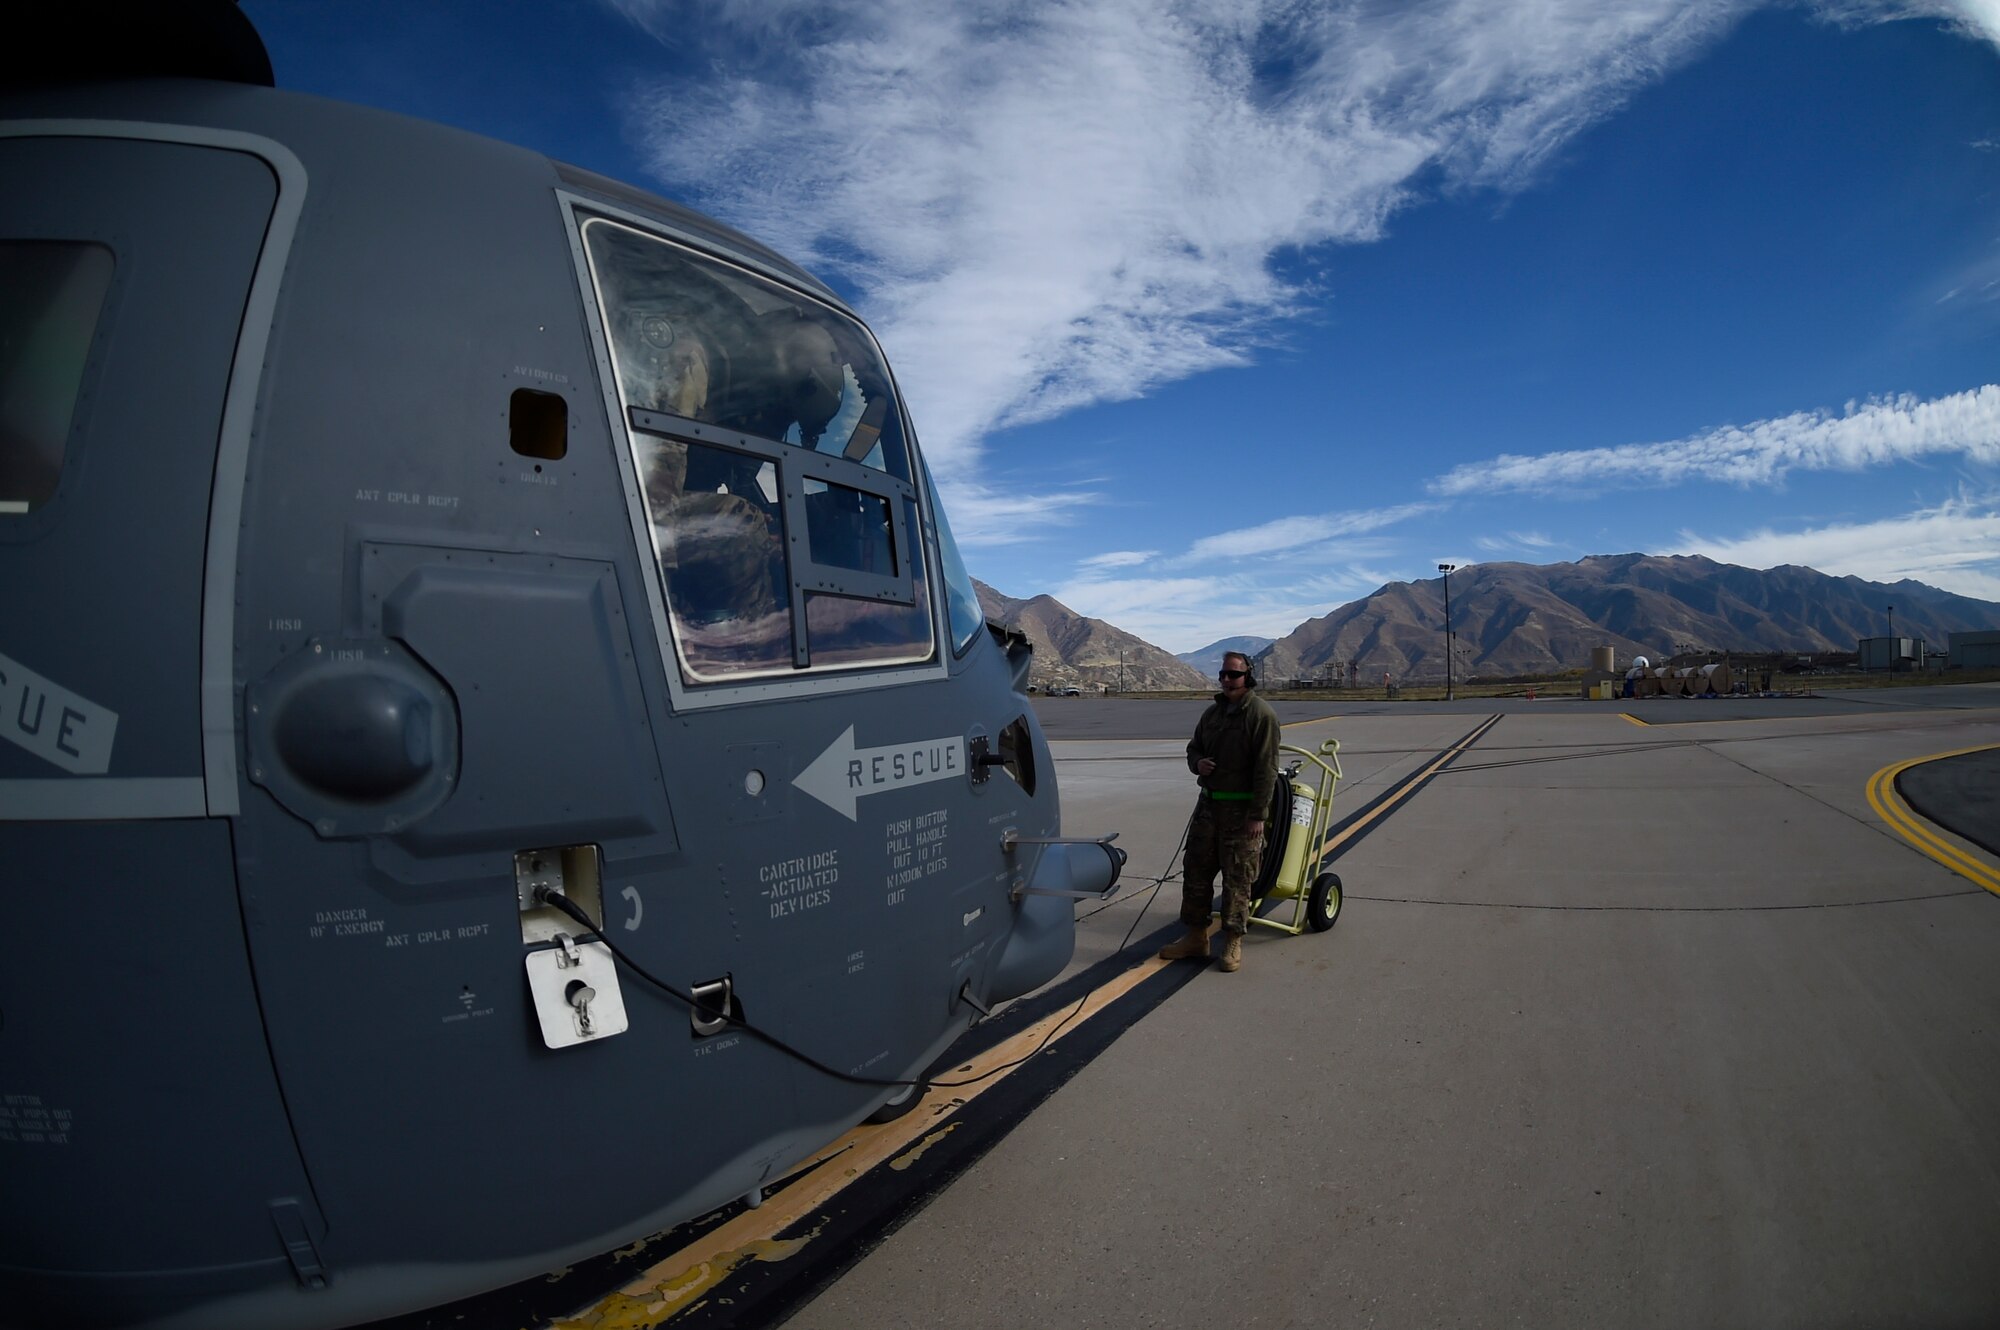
left=1, top=242, right=114, bottom=514
left=581, top=217, right=934, bottom=683
left=924, top=458, right=986, bottom=655
left=639, top=433, right=793, bottom=674
left=587, top=219, right=906, bottom=479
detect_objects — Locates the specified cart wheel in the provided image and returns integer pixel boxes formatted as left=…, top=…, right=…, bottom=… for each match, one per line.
left=1307, top=872, right=1342, bottom=933
left=865, top=1081, right=925, bottom=1124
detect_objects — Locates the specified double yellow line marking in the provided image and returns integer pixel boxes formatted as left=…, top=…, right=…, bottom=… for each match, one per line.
left=1312, top=714, right=1501, bottom=864
left=1865, top=744, right=2000, bottom=896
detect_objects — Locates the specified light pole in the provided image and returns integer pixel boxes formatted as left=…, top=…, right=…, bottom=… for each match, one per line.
left=1886, top=604, right=1894, bottom=641
left=1438, top=563, right=1456, bottom=701
left=1118, top=650, right=1125, bottom=695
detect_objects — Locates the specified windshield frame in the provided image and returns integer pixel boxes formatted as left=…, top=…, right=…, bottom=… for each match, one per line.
left=561, top=193, right=949, bottom=709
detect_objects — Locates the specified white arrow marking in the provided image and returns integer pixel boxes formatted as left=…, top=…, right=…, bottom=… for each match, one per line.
left=793, top=725, right=964, bottom=821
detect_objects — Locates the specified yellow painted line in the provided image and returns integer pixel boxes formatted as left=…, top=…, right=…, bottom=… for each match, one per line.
left=1864, top=744, right=2000, bottom=897
left=1314, top=714, right=1500, bottom=862
left=561, top=952, right=1179, bottom=1326
left=1620, top=712, right=1650, bottom=727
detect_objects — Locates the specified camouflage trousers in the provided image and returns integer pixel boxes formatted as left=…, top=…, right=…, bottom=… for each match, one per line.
left=1181, top=798, right=1263, bottom=936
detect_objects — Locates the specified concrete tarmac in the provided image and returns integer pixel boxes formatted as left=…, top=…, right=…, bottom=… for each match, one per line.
left=786, top=690, right=2000, bottom=1329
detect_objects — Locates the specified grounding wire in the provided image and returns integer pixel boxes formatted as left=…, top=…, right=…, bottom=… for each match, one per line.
left=536, top=834, right=1191, bottom=1099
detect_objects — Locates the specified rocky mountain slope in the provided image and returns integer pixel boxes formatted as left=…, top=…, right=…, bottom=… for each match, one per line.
left=1176, top=635, right=1275, bottom=677
left=1256, top=554, right=2000, bottom=683
left=973, top=581, right=1208, bottom=691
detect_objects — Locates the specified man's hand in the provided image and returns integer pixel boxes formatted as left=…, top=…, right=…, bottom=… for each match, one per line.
left=1248, top=819, right=1265, bottom=838
left=1196, top=758, right=1217, bottom=775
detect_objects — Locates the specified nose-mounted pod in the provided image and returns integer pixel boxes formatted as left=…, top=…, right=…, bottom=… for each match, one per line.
left=1001, top=829, right=1125, bottom=904
left=982, top=830, right=1125, bottom=1002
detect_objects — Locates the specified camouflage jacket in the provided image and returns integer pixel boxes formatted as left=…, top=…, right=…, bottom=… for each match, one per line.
left=1186, top=689, right=1280, bottom=811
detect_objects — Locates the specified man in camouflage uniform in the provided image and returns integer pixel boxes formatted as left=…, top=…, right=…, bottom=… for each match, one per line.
left=1160, top=651, right=1280, bottom=972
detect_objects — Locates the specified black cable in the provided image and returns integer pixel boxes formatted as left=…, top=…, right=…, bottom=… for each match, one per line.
left=534, top=883, right=1158, bottom=1095
left=961, top=801, right=1199, bottom=1091
left=1077, top=803, right=1194, bottom=927
left=1079, top=797, right=1199, bottom=946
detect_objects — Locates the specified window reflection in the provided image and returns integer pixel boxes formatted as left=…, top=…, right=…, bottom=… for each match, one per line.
left=583, top=215, right=936, bottom=682
left=1, top=242, right=114, bottom=513
left=585, top=219, right=906, bottom=478
left=806, top=582, right=932, bottom=667
left=923, top=459, right=985, bottom=654
left=639, top=435, right=790, bottom=678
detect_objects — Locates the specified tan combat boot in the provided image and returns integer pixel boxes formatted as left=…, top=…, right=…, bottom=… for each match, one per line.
left=1158, top=921, right=1217, bottom=961
left=1218, top=933, right=1243, bottom=972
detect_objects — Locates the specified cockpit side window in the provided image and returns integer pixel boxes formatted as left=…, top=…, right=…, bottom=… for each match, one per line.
left=1, top=241, right=114, bottom=514
left=581, top=217, right=935, bottom=684
left=637, top=431, right=794, bottom=675
left=923, top=458, right=986, bottom=656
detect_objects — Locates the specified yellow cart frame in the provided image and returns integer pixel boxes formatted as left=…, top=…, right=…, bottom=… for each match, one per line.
left=1248, top=737, right=1345, bottom=936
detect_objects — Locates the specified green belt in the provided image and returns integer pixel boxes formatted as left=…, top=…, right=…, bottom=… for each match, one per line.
left=1206, top=791, right=1254, bottom=801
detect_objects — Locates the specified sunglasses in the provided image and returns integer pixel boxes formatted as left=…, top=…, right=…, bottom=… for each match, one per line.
left=1218, top=669, right=1248, bottom=680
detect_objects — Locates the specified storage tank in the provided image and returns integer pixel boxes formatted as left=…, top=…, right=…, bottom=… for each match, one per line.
left=1590, top=646, right=1615, bottom=673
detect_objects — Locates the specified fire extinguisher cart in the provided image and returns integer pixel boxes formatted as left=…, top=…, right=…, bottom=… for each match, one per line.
left=1248, top=737, right=1345, bottom=934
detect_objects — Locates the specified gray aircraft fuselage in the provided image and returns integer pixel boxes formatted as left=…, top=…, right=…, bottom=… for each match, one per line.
left=0, top=50, right=1108, bottom=1330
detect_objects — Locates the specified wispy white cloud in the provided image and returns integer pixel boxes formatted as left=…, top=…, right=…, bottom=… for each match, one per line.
left=1051, top=575, right=1228, bottom=620
left=1810, top=0, right=2000, bottom=49
left=1672, top=490, right=2000, bottom=599
left=1177, top=503, right=1437, bottom=563
left=1079, top=549, right=1160, bottom=569
left=1343, top=565, right=1402, bottom=593
left=614, top=0, right=1753, bottom=474
left=1475, top=530, right=1559, bottom=553
left=937, top=477, right=1099, bottom=546
left=1052, top=518, right=1420, bottom=649
left=1050, top=566, right=1399, bottom=652
left=1430, top=385, right=2000, bottom=497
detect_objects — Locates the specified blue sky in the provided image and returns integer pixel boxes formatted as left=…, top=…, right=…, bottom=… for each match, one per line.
left=247, top=0, right=2000, bottom=653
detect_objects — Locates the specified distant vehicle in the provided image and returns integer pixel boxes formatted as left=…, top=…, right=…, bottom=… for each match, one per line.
left=0, top=6, right=1120, bottom=1328
left=1055, top=686, right=1083, bottom=696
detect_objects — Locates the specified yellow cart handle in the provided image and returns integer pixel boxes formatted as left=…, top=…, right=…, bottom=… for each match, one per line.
left=1279, top=737, right=1342, bottom=787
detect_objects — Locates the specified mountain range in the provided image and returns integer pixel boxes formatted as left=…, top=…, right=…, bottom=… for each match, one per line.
left=1175, top=635, right=1274, bottom=678
left=975, top=556, right=2000, bottom=687
left=972, top=581, right=1208, bottom=690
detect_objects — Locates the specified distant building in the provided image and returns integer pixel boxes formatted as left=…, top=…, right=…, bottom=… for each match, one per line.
left=1857, top=636, right=1923, bottom=671
left=1947, top=630, right=2000, bottom=670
